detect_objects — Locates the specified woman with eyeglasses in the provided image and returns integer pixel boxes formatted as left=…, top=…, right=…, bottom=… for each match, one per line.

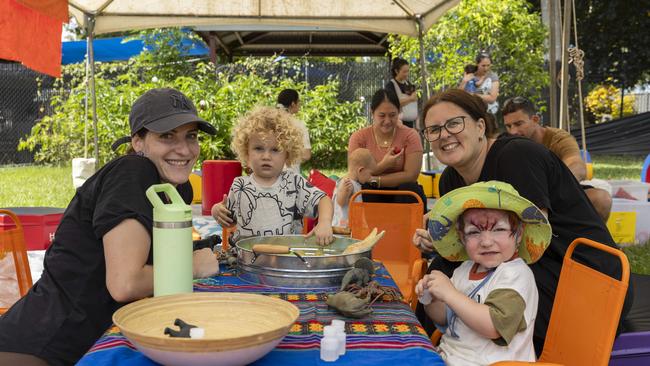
left=348, top=88, right=426, bottom=211
left=412, top=88, right=633, bottom=356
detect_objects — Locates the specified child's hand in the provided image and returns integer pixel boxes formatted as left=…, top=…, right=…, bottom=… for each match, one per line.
left=192, top=248, right=219, bottom=278
left=412, top=228, right=434, bottom=253
left=425, top=271, right=455, bottom=302
left=211, top=194, right=235, bottom=228
left=306, top=221, right=334, bottom=246
left=416, top=277, right=435, bottom=300
left=340, top=178, right=353, bottom=197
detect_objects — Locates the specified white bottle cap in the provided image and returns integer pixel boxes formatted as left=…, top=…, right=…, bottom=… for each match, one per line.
left=419, top=289, right=433, bottom=305
left=323, top=325, right=338, bottom=337
left=331, top=319, right=346, bottom=332
left=189, top=327, right=205, bottom=339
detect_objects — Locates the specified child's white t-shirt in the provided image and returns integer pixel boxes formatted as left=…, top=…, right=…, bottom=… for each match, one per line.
left=331, top=178, right=362, bottom=228
left=225, top=170, right=325, bottom=243
left=438, top=258, right=538, bottom=366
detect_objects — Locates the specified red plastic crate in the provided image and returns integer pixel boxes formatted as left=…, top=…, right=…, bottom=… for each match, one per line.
left=0, top=207, right=65, bottom=251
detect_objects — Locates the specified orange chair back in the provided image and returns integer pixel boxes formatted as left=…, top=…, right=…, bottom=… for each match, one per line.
left=348, top=190, right=425, bottom=309
left=539, top=238, right=629, bottom=366
left=0, top=209, right=33, bottom=314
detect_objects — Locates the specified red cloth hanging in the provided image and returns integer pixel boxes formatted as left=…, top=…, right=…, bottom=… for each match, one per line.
left=0, top=0, right=67, bottom=77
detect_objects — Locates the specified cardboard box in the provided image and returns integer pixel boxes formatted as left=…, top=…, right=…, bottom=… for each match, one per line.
left=0, top=207, right=65, bottom=250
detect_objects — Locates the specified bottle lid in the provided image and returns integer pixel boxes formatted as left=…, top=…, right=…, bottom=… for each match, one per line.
left=331, top=319, right=345, bottom=332
left=146, top=183, right=192, bottom=222
left=323, top=325, right=338, bottom=337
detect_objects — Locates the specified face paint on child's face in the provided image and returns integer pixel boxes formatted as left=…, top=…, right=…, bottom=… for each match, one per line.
left=247, top=132, right=287, bottom=186
left=460, top=208, right=518, bottom=271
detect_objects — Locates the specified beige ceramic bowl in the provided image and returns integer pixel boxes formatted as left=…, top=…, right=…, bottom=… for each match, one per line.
left=113, top=292, right=300, bottom=366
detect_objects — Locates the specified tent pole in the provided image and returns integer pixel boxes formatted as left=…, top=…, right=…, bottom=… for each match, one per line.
left=417, top=15, right=431, bottom=170
left=86, top=14, right=99, bottom=164
left=570, top=0, right=587, bottom=160
left=84, top=41, right=89, bottom=158
left=558, top=0, right=572, bottom=131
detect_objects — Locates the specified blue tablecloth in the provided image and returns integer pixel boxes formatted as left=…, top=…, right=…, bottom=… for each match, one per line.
left=77, top=262, right=443, bottom=366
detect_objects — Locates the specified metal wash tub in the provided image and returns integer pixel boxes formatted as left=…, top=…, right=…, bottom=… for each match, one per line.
left=235, top=235, right=370, bottom=289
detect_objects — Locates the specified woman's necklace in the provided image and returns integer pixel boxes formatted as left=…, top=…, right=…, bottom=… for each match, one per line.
left=372, top=127, right=396, bottom=149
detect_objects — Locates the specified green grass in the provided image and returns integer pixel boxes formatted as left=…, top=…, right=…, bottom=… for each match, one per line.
left=0, top=165, right=76, bottom=208
left=592, top=154, right=646, bottom=180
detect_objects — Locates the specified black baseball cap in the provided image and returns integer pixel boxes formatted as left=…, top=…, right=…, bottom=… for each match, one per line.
left=111, top=88, right=216, bottom=151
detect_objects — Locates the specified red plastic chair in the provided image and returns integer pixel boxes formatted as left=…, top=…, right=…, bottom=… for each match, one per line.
left=305, top=169, right=337, bottom=234
left=0, top=209, right=33, bottom=314
left=348, top=190, right=425, bottom=310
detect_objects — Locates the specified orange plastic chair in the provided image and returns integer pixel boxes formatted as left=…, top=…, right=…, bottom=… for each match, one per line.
left=0, top=209, right=33, bottom=314
left=348, top=190, right=425, bottom=310
left=490, top=237, right=630, bottom=366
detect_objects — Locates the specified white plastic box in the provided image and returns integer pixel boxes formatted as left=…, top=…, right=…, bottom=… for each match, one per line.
left=608, top=180, right=650, bottom=202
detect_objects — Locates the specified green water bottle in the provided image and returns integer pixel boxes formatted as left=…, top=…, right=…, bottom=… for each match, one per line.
left=146, top=183, right=193, bottom=297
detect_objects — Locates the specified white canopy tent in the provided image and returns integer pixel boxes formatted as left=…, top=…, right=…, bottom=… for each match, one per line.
left=67, top=0, right=461, bottom=163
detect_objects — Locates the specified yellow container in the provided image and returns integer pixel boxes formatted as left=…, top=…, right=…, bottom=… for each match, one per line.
left=189, top=172, right=202, bottom=204
left=432, top=173, right=442, bottom=198
left=606, top=211, right=636, bottom=245
left=418, top=173, right=433, bottom=198
left=586, top=163, right=594, bottom=180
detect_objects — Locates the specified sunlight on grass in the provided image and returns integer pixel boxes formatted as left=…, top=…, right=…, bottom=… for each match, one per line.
left=592, top=154, right=645, bottom=180
left=0, top=165, right=75, bottom=208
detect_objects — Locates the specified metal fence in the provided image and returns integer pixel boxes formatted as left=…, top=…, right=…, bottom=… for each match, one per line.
left=0, top=58, right=391, bottom=165
left=0, top=62, right=56, bottom=165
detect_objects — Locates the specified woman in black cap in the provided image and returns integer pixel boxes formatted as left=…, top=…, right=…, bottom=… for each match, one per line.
left=0, top=88, right=220, bottom=366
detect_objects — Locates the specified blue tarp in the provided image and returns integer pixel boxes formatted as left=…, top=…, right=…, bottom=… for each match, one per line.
left=61, top=37, right=209, bottom=65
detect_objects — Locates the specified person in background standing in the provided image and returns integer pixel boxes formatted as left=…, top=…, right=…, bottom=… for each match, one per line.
left=459, top=52, right=500, bottom=116
left=385, top=57, right=419, bottom=129
left=277, top=88, right=311, bottom=173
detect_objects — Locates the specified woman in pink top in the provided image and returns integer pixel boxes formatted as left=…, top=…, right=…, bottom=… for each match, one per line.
left=348, top=88, right=426, bottom=211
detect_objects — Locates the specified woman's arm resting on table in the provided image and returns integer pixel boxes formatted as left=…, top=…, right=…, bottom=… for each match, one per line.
left=104, top=219, right=154, bottom=303
left=380, top=151, right=421, bottom=187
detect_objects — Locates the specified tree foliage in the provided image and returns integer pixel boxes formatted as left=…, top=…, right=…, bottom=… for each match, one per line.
left=19, top=29, right=365, bottom=169
left=574, top=0, right=650, bottom=90
left=389, top=0, right=548, bottom=105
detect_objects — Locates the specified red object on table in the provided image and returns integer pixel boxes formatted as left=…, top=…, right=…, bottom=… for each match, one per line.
left=0, top=207, right=65, bottom=250
left=201, top=160, right=242, bottom=216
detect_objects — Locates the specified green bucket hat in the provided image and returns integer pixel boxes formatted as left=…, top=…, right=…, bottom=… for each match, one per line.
left=427, top=181, right=552, bottom=264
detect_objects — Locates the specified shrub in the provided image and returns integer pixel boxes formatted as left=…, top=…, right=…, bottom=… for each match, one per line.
left=584, top=84, right=635, bottom=123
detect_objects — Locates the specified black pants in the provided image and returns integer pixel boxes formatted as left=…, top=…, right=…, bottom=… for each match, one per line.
left=360, top=181, right=427, bottom=213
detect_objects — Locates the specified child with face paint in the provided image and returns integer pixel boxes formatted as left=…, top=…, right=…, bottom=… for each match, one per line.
left=416, top=181, right=552, bottom=365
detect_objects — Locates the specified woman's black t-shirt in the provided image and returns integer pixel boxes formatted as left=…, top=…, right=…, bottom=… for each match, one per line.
left=436, top=135, right=632, bottom=354
left=0, top=155, right=192, bottom=365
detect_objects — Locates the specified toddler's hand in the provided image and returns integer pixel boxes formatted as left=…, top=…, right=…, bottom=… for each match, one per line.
left=211, top=194, right=235, bottom=228
left=412, top=228, right=434, bottom=253
left=192, top=248, right=219, bottom=278
left=307, top=221, right=334, bottom=246
left=426, top=271, right=454, bottom=302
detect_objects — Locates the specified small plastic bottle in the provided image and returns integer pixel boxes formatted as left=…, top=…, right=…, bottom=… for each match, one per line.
left=320, top=326, right=339, bottom=362
left=331, top=319, right=346, bottom=356
left=418, top=289, right=433, bottom=305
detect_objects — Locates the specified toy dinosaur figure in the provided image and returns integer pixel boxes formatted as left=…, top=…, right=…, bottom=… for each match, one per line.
left=164, top=318, right=198, bottom=338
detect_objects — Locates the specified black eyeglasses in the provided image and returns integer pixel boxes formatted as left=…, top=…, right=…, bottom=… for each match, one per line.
left=420, top=116, right=466, bottom=142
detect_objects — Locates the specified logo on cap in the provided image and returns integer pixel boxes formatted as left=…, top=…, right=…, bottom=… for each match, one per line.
left=170, top=94, right=192, bottom=111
